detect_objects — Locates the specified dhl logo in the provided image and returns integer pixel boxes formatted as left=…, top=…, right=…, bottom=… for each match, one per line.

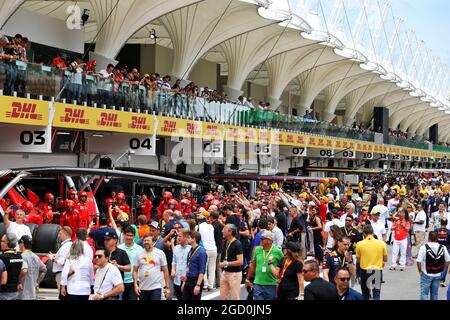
left=244, top=129, right=256, bottom=140
left=272, top=133, right=283, bottom=142
left=60, top=108, right=89, bottom=124
left=286, top=135, right=294, bottom=143
left=335, top=141, right=342, bottom=148
left=97, top=112, right=121, bottom=128
left=227, top=128, right=239, bottom=138
left=326, top=140, right=333, bottom=147
left=128, top=116, right=151, bottom=130
left=296, top=136, right=305, bottom=144
left=162, top=120, right=177, bottom=133
left=205, top=125, right=219, bottom=136
left=5, top=102, right=43, bottom=120
left=259, top=131, right=268, bottom=141
left=317, top=139, right=324, bottom=146
left=186, top=123, right=200, bottom=135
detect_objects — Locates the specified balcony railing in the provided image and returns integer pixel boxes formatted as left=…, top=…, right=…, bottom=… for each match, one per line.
left=388, top=136, right=429, bottom=150
left=433, top=145, right=450, bottom=153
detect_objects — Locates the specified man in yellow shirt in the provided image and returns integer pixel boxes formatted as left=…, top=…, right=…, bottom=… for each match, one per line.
left=355, top=225, right=387, bottom=300
left=399, top=185, right=407, bottom=197
left=358, top=181, right=364, bottom=198
left=346, top=182, right=353, bottom=198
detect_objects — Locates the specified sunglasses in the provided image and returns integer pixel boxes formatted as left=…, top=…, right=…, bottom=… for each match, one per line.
left=337, top=277, right=350, bottom=281
left=302, top=269, right=312, bottom=274
left=346, top=219, right=353, bottom=222
left=94, top=255, right=104, bottom=259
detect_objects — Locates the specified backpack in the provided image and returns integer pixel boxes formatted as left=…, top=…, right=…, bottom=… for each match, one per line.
left=425, top=244, right=446, bottom=274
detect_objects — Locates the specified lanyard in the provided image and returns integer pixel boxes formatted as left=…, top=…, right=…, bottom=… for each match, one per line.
left=262, top=245, right=274, bottom=265
left=335, top=252, right=346, bottom=268
left=225, top=239, right=235, bottom=261
left=279, top=258, right=293, bottom=280
left=97, top=265, right=110, bottom=292
left=187, top=246, right=200, bottom=269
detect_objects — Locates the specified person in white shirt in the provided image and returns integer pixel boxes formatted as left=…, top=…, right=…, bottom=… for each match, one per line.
left=416, top=231, right=450, bottom=300
left=340, top=203, right=355, bottom=225
left=75, top=228, right=93, bottom=261
left=267, top=217, right=284, bottom=249
left=372, top=198, right=389, bottom=228
left=91, top=248, right=124, bottom=300
left=412, top=204, right=427, bottom=258
left=387, top=194, right=400, bottom=210
left=370, top=210, right=386, bottom=242
left=324, top=210, right=344, bottom=251
left=47, top=226, right=73, bottom=296
left=197, top=214, right=217, bottom=291
left=3, top=208, right=32, bottom=251
left=171, top=230, right=191, bottom=300
left=60, top=240, right=94, bottom=300
left=431, top=202, right=450, bottom=229
left=97, top=63, right=115, bottom=105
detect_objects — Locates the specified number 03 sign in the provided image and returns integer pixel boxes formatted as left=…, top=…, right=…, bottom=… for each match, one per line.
left=0, top=124, right=51, bottom=153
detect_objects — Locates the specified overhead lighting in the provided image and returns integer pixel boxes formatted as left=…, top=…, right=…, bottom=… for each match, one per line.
left=92, top=133, right=104, bottom=138
left=57, top=131, right=71, bottom=135
left=149, top=28, right=157, bottom=40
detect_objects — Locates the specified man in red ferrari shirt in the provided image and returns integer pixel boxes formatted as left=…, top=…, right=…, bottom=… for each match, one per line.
left=23, top=200, right=44, bottom=225
left=180, top=199, right=192, bottom=217
left=201, top=194, right=215, bottom=211
left=185, top=191, right=197, bottom=209
left=110, top=192, right=130, bottom=221
left=157, top=191, right=173, bottom=220
left=76, top=191, right=93, bottom=228
left=60, top=199, right=80, bottom=240
left=38, top=193, right=55, bottom=223
left=390, top=208, right=411, bottom=271
left=106, top=191, right=116, bottom=208
left=67, top=189, right=78, bottom=204
left=140, top=192, right=153, bottom=221
left=308, top=190, right=328, bottom=223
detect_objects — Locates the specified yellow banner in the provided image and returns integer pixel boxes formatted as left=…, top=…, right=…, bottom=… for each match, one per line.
left=157, top=116, right=202, bottom=138
left=257, top=128, right=271, bottom=145
left=53, top=103, right=155, bottom=134
left=308, top=136, right=334, bottom=149
left=0, top=96, right=49, bottom=126
left=280, top=132, right=307, bottom=146
left=202, top=122, right=223, bottom=140
left=335, top=139, right=357, bottom=151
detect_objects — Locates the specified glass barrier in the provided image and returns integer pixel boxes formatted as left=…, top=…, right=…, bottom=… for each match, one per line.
left=0, top=59, right=443, bottom=150
left=388, top=136, right=429, bottom=150
left=433, top=145, right=450, bottom=153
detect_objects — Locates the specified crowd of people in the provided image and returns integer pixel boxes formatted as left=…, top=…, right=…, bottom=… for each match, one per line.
left=1, top=172, right=450, bottom=301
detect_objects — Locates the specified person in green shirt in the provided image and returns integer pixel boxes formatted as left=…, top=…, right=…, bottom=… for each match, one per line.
left=245, top=230, right=284, bottom=300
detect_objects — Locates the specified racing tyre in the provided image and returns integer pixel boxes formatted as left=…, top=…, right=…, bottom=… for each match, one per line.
left=0, top=223, right=5, bottom=240
left=25, top=223, right=39, bottom=239
left=33, top=224, right=61, bottom=253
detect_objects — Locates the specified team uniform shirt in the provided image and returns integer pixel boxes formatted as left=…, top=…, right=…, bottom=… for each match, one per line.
left=38, top=202, right=54, bottom=223
left=413, top=210, right=427, bottom=233
left=76, top=202, right=92, bottom=228
left=118, top=243, right=144, bottom=284
left=371, top=220, right=386, bottom=241
left=93, top=263, right=123, bottom=295
left=19, top=250, right=47, bottom=300
left=59, top=209, right=80, bottom=240
left=0, top=250, right=27, bottom=292
left=325, top=251, right=350, bottom=284
left=60, top=256, right=94, bottom=296
left=416, top=242, right=450, bottom=277
left=172, top=244, right=192, bottom=286
left=25, top=211, right=43, bottom=225
left=135, top=248, right=167, bottom=291
left=140, top=199, right=153, bottom=220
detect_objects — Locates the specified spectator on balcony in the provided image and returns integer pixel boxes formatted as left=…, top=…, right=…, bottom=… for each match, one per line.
left=201, top=87, right=210, bottom=99
left=257, top=101, right=265, bottom=111
left=237, top=96, right=244, bottom=105
left=127, top=68, right=140, bottom=85
left=67, top=54, right=85, bottom=103
left=50, top=56, right=68, bottom=70
left=304, top=110, right=313, bottom=121
left=171, top=79, right=182, bottom=93
left=1, top=33, right=22, bottom=96
left=244, top=97, right=255, bottom=109
left=161, top=75, right=172, bottom=91
left=98, top=63, right=115, bottom=106
left=14, top=36, right=29, bottom=98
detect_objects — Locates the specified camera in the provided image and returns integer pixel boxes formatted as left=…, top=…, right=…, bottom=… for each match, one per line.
left=111, top=201, right=117, bottom=207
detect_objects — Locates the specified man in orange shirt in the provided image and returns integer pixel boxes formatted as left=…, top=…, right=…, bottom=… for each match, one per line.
left=390, top=208, right=411, bottom=271
left=137, top=215, right=150, bottom=239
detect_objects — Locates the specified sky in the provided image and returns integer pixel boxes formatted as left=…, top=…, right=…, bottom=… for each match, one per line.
left=390, top=0, right=450, bottom=66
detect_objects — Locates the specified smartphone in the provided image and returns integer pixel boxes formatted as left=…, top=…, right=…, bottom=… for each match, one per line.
left=111, top=201, right=116, bottom=207
left=11, top=205, right=19, bottom=211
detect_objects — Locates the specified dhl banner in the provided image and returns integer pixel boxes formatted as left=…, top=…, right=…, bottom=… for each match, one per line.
left=271, top=131, right=307, bottom=146
left=53, top=103, right=155, bottom=134
left=307, top=136, right=335, bottom=149
left=223, top=125, right=258, bottom=143
left=157, top=117, right=202, bottom=139
left=335, top=140, right=357, bottom=151
left=0, top=96, right=49, bottom=126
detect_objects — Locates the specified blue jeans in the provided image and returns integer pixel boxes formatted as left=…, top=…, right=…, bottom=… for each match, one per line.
left=139, top=288, right=162, bottom=300
left=441, top=267, right=448, bottom=283
left=3, top=62, right=17, bottom=96
left=420, top=273, right=440, bottom=300
left=253, top=285, right=277, bottom=300
left=447, top=285, right=450, bottom=300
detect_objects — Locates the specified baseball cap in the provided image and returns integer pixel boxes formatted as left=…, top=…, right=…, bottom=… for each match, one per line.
left=19, top=235, right=32, bottom=246
left=104, top=231, right=118, bottom=240
left=283, top=241, right=300, bottom=252
left=197, top=213, right=206, bottom=220
left=149, top=221, right=159, bottom=230
left=355, top=197, right=363, bottom=202
left=362, top=206, right=369, bottom=211
left=370, top=209, right=380, bottom=215
left=260, top=230, right=273, bottom=241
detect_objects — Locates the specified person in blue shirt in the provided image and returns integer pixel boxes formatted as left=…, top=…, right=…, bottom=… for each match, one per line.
left=334, top=267, right=363, bottom=300
left=181, top=230, right=207, bottom=300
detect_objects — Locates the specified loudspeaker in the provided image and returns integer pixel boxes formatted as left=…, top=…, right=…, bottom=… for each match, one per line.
left=176, top=162, right=187, bottom=174
left=374, top=107, right=389, bottom=144
left=156, top=138, right=165, bottom=155
left=99, top=157, right=112, bottom=169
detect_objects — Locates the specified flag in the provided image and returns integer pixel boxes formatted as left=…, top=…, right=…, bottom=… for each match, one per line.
left=26, top=189, right=40, bottom=206
left=7, top=188, right=27, bottom=206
